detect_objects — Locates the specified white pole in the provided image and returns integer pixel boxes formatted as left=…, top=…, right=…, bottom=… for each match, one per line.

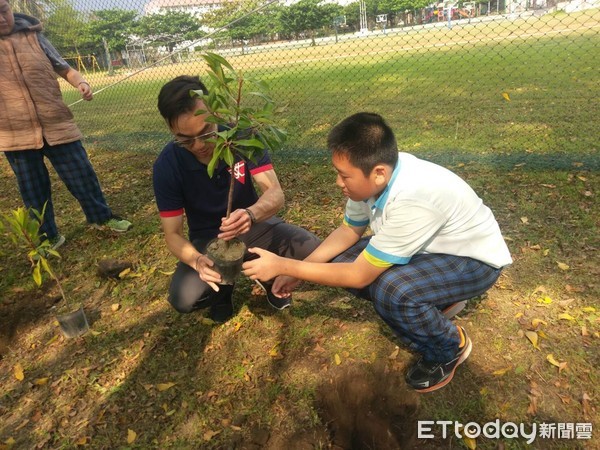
left=360, top=0, right=368, bottom=33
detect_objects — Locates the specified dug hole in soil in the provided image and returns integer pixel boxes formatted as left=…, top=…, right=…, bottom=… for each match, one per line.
left=315, top=363, right=420, bottom=449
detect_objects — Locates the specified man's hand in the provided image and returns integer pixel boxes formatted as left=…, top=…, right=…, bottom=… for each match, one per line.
left=242, top=247, right=283, bottom=282
left=195, top=254, right=222, bottom=292
left=218, top=208, right=252, bottom=241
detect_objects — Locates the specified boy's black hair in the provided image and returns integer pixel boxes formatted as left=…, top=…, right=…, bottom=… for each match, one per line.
left=157, top=75, right=209, bottom=127
left=327, top=112, right=398, bottom=176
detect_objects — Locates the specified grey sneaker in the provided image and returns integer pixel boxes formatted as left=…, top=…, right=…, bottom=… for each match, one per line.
left=255, top=280, right=291, bottom=310
left=93, top=216, right=132, bottom=233
left=49, top=235, right=66, bottom=251
left=405, top=326, right=472, bottom=393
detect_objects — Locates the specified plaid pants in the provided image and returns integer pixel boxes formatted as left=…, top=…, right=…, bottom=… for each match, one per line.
left=5, top=140, right=112, bottom=239
left=333, top=237, right=502, bottom=363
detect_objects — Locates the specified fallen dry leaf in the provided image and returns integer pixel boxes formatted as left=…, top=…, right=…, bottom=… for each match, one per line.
left=492, top=367, right=511, bottom=376
left=533, top=285, right=547, bottom=294
left=520, top=216, right=529, bottom=224
left=502, top=92, right=511, bottom=102
left=582, top=393, right=591, bottom=419
left=33, top=378, right=49, bottom=386
left=158, top=269, right=175, bottom=276
left=111, top=303, right=120, bottom=312
left=525, top=330, right=539, bottom=349
left=389, top=347, right=400, bottom=360
left=157, top=382, right=176, bottom=392
left=527, top=395, right=538, bottom=416
left=546, top=354, right=561, bottom=367
left=334, top=354, right=341, bottom=365
left=203, top=430, right=221, bottom=441
left=558, top=298, right=575, bottom=308
left=127, top=429, right=137, bottom=444
left=463, top=435, right=477, bottom=449
left=556, top=262, right=570, bottom=271
left=532, top=319, right=547, bottom=328
left=559, top=361, right=568, bottom=373
left=14, top=363, right=24, bottom=381
left=558, top=313, right=576, bottom=322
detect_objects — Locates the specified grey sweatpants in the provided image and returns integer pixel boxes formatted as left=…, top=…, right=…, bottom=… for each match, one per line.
left=168, top=217, right=321, bottom=313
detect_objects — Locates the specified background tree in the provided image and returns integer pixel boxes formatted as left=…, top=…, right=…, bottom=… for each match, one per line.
left=85, top=8, right=139, bottom=61
left=137, top=11, right=204, bottom=61
left=44, top=0, right=90, bottom=56
left=202, top=0, right=281, bottom=49
left=279, top=0, right=341, bottom=46
left=10, top=0, right=51, bottom=20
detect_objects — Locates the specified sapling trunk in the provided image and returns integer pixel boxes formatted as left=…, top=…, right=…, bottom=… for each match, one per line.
left=225, top=171, right=236, bottom=249
left=45, top=261, right=68, bottom=306
left=223, top=73, right=245, bottom=250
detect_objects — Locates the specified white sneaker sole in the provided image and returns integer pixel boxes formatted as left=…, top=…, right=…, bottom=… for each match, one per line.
left=50, top=235, right=66, bottom=251
left=90, top=223, right=131, bottom=233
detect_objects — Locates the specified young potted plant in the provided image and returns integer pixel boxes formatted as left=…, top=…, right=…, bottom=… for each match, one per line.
left=194, top=52, right=287, bottom=284
left=1, top=206, right=89, bottom=338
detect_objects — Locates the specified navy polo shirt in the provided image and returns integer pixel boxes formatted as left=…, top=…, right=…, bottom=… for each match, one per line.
left=152, top=141, right=274, bottom=241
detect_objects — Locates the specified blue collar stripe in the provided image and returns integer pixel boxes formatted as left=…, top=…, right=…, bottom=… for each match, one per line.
left=373, top=159, right=401, bottom=211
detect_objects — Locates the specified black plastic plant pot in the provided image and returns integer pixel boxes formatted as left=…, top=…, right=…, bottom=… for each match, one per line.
left=206, top=238, right=246, bottom=285
left=56, top=304, right=89, bottom=338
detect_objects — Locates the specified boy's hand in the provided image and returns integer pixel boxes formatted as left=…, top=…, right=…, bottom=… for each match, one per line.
left=242, top=248, right=282, bottom=281
left=218, top=209, right=252, bottom=240
left=272, top=275, right=300, bottom=298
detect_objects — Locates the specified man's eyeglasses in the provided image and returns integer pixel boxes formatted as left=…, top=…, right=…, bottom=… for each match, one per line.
left=173, top=129, right=217, bottom=147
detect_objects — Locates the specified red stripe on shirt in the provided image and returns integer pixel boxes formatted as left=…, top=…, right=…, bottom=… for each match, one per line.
left=249, top=164, right=273, bottom=175
left=159, top=209, right=184, bottom=218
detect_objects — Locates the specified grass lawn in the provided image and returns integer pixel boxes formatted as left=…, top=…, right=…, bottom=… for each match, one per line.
left=0, top=10, right=599, bottom=450
left=62, top=11, right=599, bottom=158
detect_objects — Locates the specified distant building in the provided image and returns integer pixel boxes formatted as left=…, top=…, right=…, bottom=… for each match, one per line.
left=143, top=0, right=224, bottom=18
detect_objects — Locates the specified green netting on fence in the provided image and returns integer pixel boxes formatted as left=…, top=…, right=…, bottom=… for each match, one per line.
left=11, top=0, right=600, bottom=169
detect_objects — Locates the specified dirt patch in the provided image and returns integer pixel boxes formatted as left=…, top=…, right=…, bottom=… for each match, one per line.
left=207, top=238, right=246, bottom=262
left=0, top=288, right=57, bottom=359
left=315, top=363, right=420, bottom=449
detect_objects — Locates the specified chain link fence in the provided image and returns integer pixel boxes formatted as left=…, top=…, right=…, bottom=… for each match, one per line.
left=11, top=0, right=600, bottom=168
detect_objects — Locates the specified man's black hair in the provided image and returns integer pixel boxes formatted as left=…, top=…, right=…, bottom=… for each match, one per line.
left=157, top=75, right=209, bottom=127
left=327, top=112, right=398, bottom=176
